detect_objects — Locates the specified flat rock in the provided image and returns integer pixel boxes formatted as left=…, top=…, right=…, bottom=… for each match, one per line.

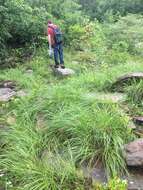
left=0, top=88, right=16, bottom=102
left=125, top=139, right=143, bottom=167
left=83, top=92, right=126, bottom=103
left=53, top=67, right=75, bottom=76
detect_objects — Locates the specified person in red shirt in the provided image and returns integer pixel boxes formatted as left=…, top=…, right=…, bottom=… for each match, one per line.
left=47, top=20, right=65, bottom=69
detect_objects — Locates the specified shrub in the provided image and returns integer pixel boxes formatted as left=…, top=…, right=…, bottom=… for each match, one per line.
left=104, top=14, right=143, bottom=55
left=45, top=102, right=132, bottom=176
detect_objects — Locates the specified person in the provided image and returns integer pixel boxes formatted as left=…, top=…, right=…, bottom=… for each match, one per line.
left=47, top=20, right=65, bottom=69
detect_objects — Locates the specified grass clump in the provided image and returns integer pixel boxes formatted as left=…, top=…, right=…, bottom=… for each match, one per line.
left=0, top=123, right=85, bottom=190
left=45, top=102, right=132, bottom=176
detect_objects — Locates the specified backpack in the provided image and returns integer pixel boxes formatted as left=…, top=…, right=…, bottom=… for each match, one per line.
left=48, top=25, right=63, bottom=44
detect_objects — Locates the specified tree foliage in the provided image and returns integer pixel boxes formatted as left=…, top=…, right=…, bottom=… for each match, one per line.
left=78, top=0, right=143, bottom=20
left=0, top=0, right=83, bottom=64
left=1, top=0, right=143, bottom=66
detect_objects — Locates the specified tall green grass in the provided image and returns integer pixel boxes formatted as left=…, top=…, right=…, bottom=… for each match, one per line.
left=0, top=49, right=141, bottom=189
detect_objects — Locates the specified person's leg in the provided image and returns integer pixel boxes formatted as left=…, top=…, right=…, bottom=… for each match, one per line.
left=58, top=44, right=65, bottom=68
left=53, top=45, right=59, bottom=67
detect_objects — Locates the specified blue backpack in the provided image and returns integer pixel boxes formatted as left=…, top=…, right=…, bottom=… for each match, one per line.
left=48, top=25, right=63, bottom=44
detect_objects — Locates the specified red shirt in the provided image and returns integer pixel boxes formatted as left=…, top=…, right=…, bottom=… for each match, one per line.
left=47, top=24, right=57, bottom=46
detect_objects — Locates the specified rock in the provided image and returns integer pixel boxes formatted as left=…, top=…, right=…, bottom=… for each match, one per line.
left=83, top=92, right=126, bottom=103
left=0, top=88, right=16, bottom=102
left=53, top=67, right=75, bottom=76
left=72, top=61, right=79, bottom=65
left=133, top=117, right=143, bottom=126
left=111, top=72, right=143, bottom=91
left=132, top=117, right=143, bottom=137
left=25, top=69, right=33, bottom=75
left=123, top=167, right=143, bottom=190
left=81, top=161, right=107, bottom=184
left=125, top=139, right=143, bottom=166
left=0, top=80, right=16, bottom=89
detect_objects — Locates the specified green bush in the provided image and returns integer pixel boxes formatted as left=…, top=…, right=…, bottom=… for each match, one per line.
left=104, top=14, right=143, bottom=55
left=0, top=0, right=83, bottom=66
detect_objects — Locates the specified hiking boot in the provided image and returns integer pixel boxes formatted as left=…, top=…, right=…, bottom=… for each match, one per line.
left=54, top=64, right=59, bottom=68
left=60, top=64, right=65, bottom=69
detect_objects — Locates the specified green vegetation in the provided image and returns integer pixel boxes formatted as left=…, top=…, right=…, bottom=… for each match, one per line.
left=1, top=0, right=143, bottom=189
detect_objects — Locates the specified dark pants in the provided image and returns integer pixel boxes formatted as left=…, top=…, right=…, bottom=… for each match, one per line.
left=53, top=43, right=64, bottom=65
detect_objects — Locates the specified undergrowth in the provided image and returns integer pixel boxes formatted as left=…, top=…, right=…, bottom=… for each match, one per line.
left=0, top=48, right=141, bottom=189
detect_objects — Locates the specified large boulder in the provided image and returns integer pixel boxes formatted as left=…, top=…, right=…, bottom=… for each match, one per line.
left=125, top=139, right=143, bottom=166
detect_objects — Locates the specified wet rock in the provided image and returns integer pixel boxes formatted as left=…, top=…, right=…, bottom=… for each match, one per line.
left=125, top=139, right=143, bottom=167
left=0, top=88, right=16, bottom=102
left=53, top=67, right=75, bottom=76
left=111, top=72, right=143, bottom=91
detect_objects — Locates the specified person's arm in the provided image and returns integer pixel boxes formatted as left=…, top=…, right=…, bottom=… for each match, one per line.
left=48, top=34, right=52, bottom=50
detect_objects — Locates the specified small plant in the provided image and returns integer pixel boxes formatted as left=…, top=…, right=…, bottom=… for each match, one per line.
left=95, top=177, right=127, bottom=190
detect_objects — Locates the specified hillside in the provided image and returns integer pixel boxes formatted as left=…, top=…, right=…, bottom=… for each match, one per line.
left=1, top=1, right=143, bottom=189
